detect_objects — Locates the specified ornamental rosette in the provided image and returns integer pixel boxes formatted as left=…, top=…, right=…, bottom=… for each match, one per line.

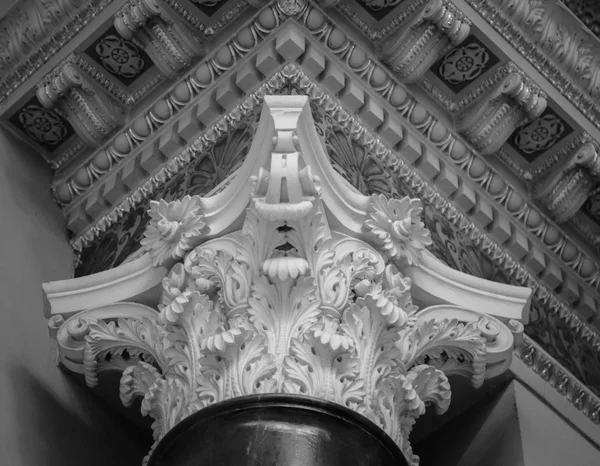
left=141, top=195, right=208, bottom=266
left=364, top=194, right=432, bottom=266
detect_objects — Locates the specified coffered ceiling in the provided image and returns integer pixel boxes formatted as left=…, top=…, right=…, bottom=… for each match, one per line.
left=3, top=0, right=600, bottom=425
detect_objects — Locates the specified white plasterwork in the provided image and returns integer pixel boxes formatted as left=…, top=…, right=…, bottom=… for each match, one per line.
left=43, top=95, right=529, bottom=466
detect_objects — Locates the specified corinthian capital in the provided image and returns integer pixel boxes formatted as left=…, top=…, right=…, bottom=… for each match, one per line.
left=44, top=96, right=528, bottom=466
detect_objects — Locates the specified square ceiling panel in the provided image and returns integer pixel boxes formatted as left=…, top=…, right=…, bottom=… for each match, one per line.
left=432, top=35, right=501, bottom=94
left=507, top=107, right=574, bottom=164
left=8, top=95, right=75, bottom=152
left=84, top=26, right=154, bottom=87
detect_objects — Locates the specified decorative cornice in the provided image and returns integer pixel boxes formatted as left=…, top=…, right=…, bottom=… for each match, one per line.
left=53, top=4, right=281, bottom=206
left=0, top=0, right=249, bottom=108
left=422, top=61, right=538, bottom=116
left=464, top=0, right=600, bottom=136
left=4, top=1, right=598, bottom=318
left=571, top=210, right=600, bottom=251
left=68, top=69, right=289, bottom=253
left=516, top=334, right=600, bottom=426
left=181, top=0, right=249, bottom=37
left=56, top=14, right=600, bottom=337
left=294, top=10, right=600, bottom=309
left=0, top=0, right=115, bottom=106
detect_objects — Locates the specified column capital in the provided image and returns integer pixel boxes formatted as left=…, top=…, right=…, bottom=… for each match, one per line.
left=45, top=95, right=529, bottom=465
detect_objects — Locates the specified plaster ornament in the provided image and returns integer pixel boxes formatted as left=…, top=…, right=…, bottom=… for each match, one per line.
left=456, top=71, right=547, bottom=156
left=36, top=62, right=125, bottom=147
left=379, top=0, right=470, bottom=84
left=276, top=0, right=308, bottom=16
left=51, top=96, right=521, bottom=465
left=365, top=195, right=432, bottom=266
left=17, top=104, right=69, bottom=147
left=439, top=42, right=491, bottom=85
left=95, top=35, right=146, bottom=79
left=532, top=142, right=600, bottom=223
left=141, top=195, right=208, bottom=266
left=492, top=0, right=600, bottom=101
left=113, top=0, right=205, bottom=79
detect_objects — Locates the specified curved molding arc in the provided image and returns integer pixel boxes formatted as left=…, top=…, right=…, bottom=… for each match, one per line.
left=406, top=250, right=532, bottom=324
left=43, top=253, right=167, bottom=318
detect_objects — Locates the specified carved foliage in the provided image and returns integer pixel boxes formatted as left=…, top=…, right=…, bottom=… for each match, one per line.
left=86, top=203, right=503, bottom=465
left=81, top=97, right=517, bottom=465
left=85, top=196, right=495, bottom=464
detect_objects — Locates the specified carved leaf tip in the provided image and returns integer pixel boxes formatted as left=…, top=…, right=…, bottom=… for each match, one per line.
left=364, top=194, right=432, bottom=266
left=141, top=195, right=208, bottom=267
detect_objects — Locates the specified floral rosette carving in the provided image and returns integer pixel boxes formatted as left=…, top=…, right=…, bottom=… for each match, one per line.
left=141, top=195, right=208, bottom=266
left=364, top=194, right=433, bottom=266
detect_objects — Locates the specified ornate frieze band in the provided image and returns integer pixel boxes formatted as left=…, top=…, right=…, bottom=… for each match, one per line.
left=517, top=334, right=600, bottom=426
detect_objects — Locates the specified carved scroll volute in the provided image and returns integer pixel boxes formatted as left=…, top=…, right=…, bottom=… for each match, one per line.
left=113, top=0, right=205, bottom=79
left=45, top=96, right=529, bottom=466
left=36, top=62, right=125, bottom=147
left=456, top=72, right=547, bottom=156
left=114, top=0, right=162, bottom=39
left=379, top=0, right=470, bottom=83
left=532, top=142, right=600, bottom=223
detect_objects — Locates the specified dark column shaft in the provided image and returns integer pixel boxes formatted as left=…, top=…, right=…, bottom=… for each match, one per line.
left=148, top=394, right=409, bottom=466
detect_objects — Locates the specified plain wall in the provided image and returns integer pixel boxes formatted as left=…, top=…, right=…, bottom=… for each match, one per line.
left=515, top=382, right=600, bottom=466
left=0, top=129, right=150, bottom=465
left=415, top=380, right=600, bottom=466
